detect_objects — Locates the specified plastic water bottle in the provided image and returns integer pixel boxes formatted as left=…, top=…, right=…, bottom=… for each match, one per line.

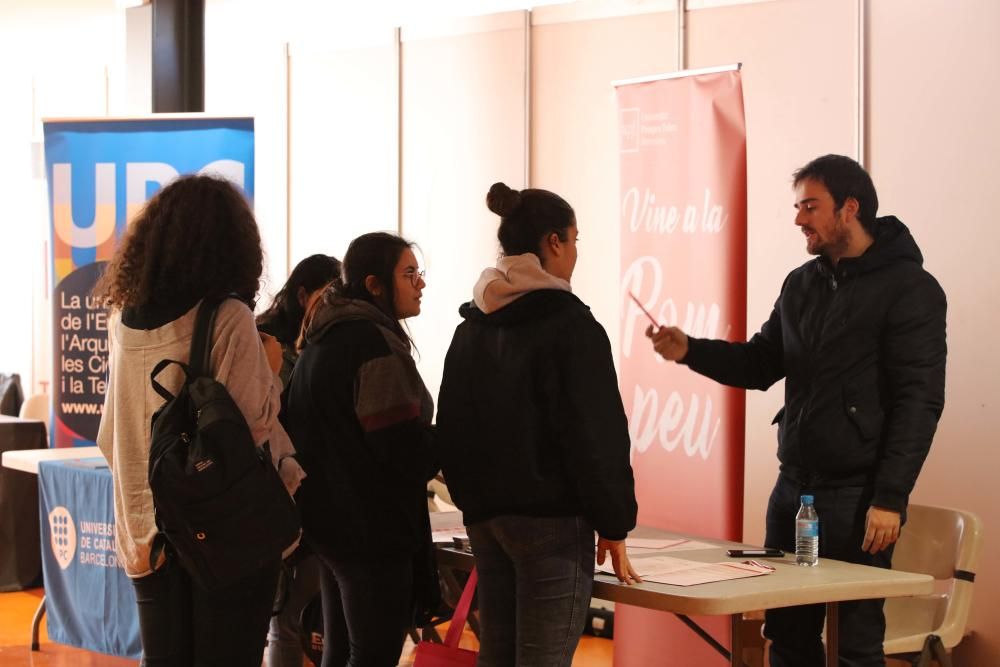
left=795, top=494, right=819, bottom=566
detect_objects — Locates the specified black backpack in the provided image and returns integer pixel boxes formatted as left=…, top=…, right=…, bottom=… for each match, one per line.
left=147, top=297, right=300, bottom=591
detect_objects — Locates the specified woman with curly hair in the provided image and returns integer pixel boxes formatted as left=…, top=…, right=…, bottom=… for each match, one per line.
left=95, top=174, right=305, bottom=667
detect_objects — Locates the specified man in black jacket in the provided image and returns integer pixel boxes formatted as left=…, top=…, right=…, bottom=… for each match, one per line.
left=646, top=154, right=946, bottom=666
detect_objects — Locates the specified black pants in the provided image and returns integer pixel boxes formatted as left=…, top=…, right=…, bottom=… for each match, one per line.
left=267, top=553, right=321, bottom=667
left=131, top=555, right=280, bottom=667
left=763, top=474, right=900, bottom=667
left=316, top=552, right=414, bottom=667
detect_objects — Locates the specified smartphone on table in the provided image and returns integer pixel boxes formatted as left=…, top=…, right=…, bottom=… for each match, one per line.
left=726, top=548, right=785, bottom=558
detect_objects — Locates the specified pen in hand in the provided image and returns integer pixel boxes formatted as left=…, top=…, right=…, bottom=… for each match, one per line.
left=628, top=291, right=660, bottom=331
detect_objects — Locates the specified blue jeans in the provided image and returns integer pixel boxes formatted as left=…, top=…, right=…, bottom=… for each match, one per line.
left=763, top=474, right=901, bottom=667
left=467, top=515, right=595, bottom=667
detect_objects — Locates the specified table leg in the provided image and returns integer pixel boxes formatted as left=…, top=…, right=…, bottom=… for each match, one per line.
left=730, top=614, right=744, bottom=667
left=675, top=614, right=732, bottom=662
left=31, top=595, right=46, bottom=651
left=825, top=601, right=839, bottom=667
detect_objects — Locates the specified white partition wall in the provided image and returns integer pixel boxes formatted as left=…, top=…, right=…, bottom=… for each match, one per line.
left=531, top=4, right=677, bottom=366
left=400, top=12, right=529, bottom=400
left=205, top=1, right=290, bottom=296
left=287, top=38, right=399, bottom=271
left=868, top=2, right=1000, bottom=664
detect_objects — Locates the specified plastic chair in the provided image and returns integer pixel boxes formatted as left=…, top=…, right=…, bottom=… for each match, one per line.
left=883, top=504, right=983, bottom=667
left=18, top=393, right=50, bottom=438
left=0, top=372, right=24, bottom=416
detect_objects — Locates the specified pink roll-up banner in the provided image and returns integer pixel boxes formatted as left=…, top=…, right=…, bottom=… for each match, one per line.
left=614, top=66, right=748, bottom=665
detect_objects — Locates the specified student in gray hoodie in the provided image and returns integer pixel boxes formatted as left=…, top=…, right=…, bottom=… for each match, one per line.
left=96, top=174, right=304, bottom=667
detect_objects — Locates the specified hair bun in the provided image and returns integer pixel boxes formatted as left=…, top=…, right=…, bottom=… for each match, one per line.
left=486, top=182, right=522, bottom=217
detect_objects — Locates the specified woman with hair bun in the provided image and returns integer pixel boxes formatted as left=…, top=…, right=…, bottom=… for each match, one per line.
left=436, top=182, right=640, bottom=666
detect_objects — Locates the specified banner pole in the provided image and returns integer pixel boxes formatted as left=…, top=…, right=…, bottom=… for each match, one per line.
left=857, top=0, right=868, bottom=168
left=285, top=42, right=293, bottom=276
left=677, top=0, right=687, bottom=71
left=523, top=9, right=531, bottom=188
left=612, top=63, right=741, bottom=88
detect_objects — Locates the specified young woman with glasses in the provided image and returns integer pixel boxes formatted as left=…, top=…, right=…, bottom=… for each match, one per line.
left=282, top=232, right=437, bottom=667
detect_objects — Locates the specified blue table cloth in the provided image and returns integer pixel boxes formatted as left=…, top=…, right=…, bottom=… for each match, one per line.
left=38, top=458, right=141, bottom=659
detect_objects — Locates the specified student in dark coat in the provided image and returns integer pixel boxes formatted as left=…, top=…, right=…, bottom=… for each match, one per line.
left=436, top=182, right=639, bottom=667
left=256, top=253, right=341, bottom=667
left=647, top=154, right=947, bottom=667
left=284, top=233, right=436, bottom=667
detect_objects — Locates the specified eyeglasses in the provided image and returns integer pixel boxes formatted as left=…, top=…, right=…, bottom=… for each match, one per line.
left=402, top=269, right=426, bottom=287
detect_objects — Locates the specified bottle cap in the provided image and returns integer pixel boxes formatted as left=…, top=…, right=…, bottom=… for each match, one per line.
left=801, top=494, right=814, bottom=504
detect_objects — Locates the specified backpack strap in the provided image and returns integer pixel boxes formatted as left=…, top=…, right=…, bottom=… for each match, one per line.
left=148, top=295, right=236, bottom=575
left=149, top=296, right=232, bottom=400
left=150, top=359, right=189, bottom=403
left=149, top=532, right=168, bottom=573
left=189, top=297, right=225, bottom=377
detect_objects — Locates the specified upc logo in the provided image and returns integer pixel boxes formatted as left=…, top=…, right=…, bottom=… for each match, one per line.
left=49, top=506, right=77, bottom=570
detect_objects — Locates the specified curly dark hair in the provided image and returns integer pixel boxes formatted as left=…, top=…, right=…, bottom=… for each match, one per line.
left=96, top=174, right=263, bottom=309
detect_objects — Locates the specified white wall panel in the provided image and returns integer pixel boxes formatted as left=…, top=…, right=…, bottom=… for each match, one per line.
left=285, top=39, right=398, bottom=296
left=868, top=2, right=1000, bottom=663
left=400, top=12, right=528, bottom=402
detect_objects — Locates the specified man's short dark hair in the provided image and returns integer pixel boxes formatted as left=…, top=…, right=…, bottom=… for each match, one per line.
left=793, top=154, right=879, bottom=235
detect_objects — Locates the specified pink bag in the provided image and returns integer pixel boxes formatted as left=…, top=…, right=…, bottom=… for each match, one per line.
left=413, top=568, right=479, bottom=667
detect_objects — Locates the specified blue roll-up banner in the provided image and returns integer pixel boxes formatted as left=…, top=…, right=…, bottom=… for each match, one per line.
left=39, top=459, right=141, bottom=658
left=42, top=117, right=255, bottom=448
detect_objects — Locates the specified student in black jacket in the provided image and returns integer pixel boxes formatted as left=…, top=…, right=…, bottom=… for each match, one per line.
left=256, top=253, right=341, bottom=667
left=647, top=155, right=947, bottom=667
left=437, top=182, right=639, bottom=667
left=284, top=233, right=436, bottom=667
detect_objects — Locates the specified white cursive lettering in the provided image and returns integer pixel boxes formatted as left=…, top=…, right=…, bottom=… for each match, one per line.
left=629, top=384, right=721, bottom=460
left=622, top=186, right=728, bottom=235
